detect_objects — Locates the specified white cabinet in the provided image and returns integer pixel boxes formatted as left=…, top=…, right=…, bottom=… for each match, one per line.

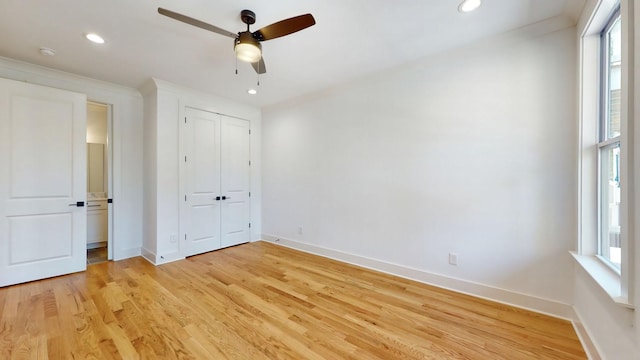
left=181, top=107, right=251, bottom=256
left=87, top=200, right=108, bottom=247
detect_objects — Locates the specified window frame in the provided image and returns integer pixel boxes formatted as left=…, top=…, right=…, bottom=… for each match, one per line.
left=575, top=0, right=634, bottom=308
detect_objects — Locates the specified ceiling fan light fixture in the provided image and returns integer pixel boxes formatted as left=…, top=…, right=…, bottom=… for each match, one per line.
left=458, top=0, right=482, bottom=13
left=234, top=32, right=262, bottom=63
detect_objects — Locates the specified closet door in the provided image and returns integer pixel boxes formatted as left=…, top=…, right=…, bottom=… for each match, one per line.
left=183, top=107, right=221, bottom=256
left=0, top=78, right=87, bottom=287
left=220, top=116, right=251, bottom=248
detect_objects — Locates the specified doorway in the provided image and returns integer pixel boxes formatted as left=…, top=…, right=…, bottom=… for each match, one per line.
left=86, top=101, right=112, bottom=264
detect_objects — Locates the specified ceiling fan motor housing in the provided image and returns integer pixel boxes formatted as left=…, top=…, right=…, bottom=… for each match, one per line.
left=240, top=9, right=256, bottom=25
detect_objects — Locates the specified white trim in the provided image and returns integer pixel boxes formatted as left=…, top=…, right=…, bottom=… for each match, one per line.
left=0, top=56, right=140, bottom=97
left=571, top=252, right=634, bottom=307
left=140, top=247, right=185, bottom=265
left=145, top=249, right=184, bottom=266
left=572, top=309, right=604, bottom=360
left=141, top=248, right=157, bottom=264
left=155, top=251, right=185, bottom=265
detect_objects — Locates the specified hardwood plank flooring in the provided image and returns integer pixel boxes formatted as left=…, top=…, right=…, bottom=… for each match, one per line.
left=0, top=241, right=587, bottom=359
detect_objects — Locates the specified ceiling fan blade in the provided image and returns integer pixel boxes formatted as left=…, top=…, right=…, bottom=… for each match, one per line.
left=158, top=8, right=237, bottom=39
left=251, top=58, right=267, bottom=74
left=253, top=14, right=315, bottom=41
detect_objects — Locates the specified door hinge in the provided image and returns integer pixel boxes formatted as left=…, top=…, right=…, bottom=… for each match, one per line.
left=185, top=195, right=187, bottom=202
left=249, top=129, right=251, bottom=135
left=184, top=234, right=187, bottom=240
left=185, top=117, right=187, bottom=124
left=249, top=223, right=251, bottom=228
left=249, top=160, right=251, bottom=166
left=185, top=156, right=187, bottom=162
left=249, top=191, right=251, bottom=197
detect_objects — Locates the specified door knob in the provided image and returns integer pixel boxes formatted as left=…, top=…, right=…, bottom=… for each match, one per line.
left=215, top=196, right=221, bottom=201
left=68, top=201, right=85, bottom=207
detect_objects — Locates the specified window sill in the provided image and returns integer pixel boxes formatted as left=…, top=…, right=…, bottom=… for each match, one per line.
left=570, top=251, right=634, bottom=309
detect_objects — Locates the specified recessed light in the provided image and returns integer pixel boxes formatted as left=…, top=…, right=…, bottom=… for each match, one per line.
left=458, top=0, right=481, bottom=13
left=247, top=89, right=257, bottom=95
left=85, top=33, right=105, bottom=44
left=39, top=47, right=56, bottom=56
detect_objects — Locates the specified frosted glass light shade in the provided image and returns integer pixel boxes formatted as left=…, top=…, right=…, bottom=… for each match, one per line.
left=235, top=42, right=262, bottom=63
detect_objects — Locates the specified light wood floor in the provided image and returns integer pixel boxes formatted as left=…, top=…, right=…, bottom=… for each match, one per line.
left=0, top=241, right=586, bottom=359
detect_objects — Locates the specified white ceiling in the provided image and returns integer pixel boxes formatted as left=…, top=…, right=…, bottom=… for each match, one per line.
left=0, top=0, right=584, bottom=107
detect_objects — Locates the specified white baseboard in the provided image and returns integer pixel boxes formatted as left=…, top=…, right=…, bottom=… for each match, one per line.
left=141, top=247, right=156, bottom=264
left=141, top=247, right=184, bottom=266
left=262, top=235, right=601, bottom=358
left=571, top=308, right=603, bottom=360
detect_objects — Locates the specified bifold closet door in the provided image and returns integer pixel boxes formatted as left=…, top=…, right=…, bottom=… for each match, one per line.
left=183, top=107, right=222, bottom=256
left=0, top=78, right=87, bottom=287
left=183, top=108, right=250, bottom=256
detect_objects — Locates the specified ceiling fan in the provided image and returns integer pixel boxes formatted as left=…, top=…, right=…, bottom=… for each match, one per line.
left=158, top=7, right=316, bottom=74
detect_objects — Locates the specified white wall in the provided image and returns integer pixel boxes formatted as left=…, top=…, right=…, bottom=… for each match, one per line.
left=262, top=20, right=578, bottom=311
left=141, top=79, right=262, bottom=264
left=0, top=56, right=144, bottom=260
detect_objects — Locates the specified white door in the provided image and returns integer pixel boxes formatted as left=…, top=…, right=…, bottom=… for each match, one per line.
left=183, top=107, right=222, bottom=256
left=0, top=78, right=87, bottom=287
left=220, top=116, right=251, bottom=248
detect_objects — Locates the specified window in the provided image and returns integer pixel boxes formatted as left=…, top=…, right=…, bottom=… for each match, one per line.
left=598, top=10, right=622, bottom=270
left=576, top=0, right=633, bottom=307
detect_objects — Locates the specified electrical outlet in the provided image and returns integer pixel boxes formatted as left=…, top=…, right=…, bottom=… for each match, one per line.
left=449, top=253, right=458, bottom=266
